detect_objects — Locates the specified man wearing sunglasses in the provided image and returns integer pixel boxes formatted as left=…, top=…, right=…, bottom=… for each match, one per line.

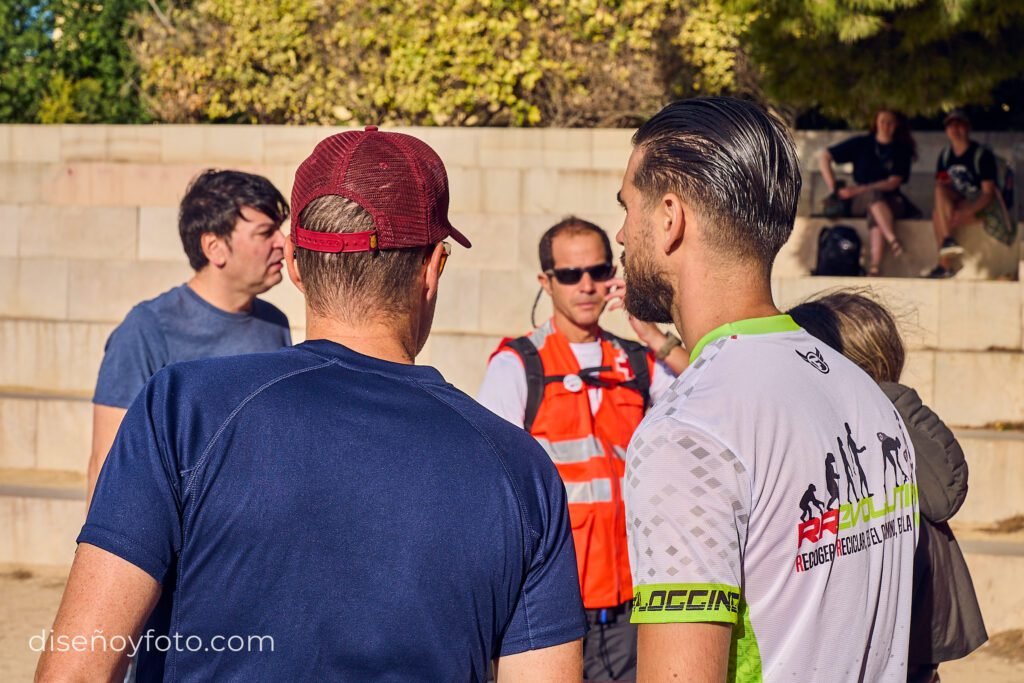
left=38, top=128, right=586, bottom=682
left=477, top=217, right=688, bottom=681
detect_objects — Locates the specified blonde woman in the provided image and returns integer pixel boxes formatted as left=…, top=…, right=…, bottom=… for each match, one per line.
left=788, top=290, right=987, bottom=683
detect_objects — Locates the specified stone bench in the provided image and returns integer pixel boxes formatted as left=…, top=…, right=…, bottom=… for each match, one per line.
left=775, top=217, right=1021, bottom=279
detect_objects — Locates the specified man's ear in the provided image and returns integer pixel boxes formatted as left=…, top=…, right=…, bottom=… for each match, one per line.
left=284, top=238, right=305, bottom=294
left=661, top=192, right=686, bottom=255
left=202, top=232, right=229, bottom=268
left=537, top=271, right=553, bottom=298
left=423, top=242, right=445, bottom=304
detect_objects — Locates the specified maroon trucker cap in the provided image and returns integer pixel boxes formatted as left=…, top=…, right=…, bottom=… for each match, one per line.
left=290, top=126, right=471, bottom=253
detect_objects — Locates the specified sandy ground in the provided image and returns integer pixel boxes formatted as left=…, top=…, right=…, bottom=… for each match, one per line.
left=3, top=564, right=1022, bottom=681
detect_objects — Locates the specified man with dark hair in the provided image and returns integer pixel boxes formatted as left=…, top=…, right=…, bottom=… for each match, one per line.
left=477, top=216, right=687, bottom=680
left=617, top=97, right=918, bottom=681
left=87, top=170, right=292, bottom=505
left=39, top=128, right=586, bottom=682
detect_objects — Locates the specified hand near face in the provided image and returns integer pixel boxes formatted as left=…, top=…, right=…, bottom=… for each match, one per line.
left=628, top=316, right=668, bottom=349
left=604, top=277, right=667, bottom=348
left=604, top=277, right=627, bottom=312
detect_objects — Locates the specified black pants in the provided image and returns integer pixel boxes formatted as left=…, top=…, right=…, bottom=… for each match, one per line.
left=584, top=601, right=637, bottom=681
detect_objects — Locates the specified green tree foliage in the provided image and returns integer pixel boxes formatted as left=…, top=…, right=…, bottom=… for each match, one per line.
left=0, top=0, right=151, bottom=123
left=6, top=0, right=1022, bottom=126
left=45, top=0, right=152, bottom=123
left=727, top=0, right=1024, bottom=125
left=133, top=0, right=693, bottom=126
left=0, top=2, right=55, bottom=121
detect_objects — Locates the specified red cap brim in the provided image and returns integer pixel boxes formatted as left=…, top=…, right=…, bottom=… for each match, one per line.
left=447, top=224, right=472, bottom=249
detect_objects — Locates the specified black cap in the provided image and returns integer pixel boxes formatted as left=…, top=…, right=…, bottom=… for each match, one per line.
left=943, top=109, right=970, bottom=126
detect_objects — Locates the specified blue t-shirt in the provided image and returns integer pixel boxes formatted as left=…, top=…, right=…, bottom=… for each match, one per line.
left=93, top=284, right=292, bottom=408
left=80, top=340, right=586, bottom=681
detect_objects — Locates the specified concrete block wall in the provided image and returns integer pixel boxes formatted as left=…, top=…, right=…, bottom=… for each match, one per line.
left=0, top=126, right=1022, bottom=568
left=1, top=124, right=1021, bottom=401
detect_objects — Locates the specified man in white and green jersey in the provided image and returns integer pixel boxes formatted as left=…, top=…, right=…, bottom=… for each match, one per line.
left=614, top=97, right=918, bottom=682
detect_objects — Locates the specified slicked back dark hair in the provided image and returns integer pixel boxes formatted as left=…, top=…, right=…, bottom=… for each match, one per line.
left=179, top=170, right=290, bottom=270
left=631, top=97, right=801, bottom=275
left=538, top=216, right=613, bottom=272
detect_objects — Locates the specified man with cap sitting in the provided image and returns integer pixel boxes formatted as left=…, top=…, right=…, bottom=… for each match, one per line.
left=37, top=127, right=586, bottom=682
left=929, top=109, right=1006, bottom=278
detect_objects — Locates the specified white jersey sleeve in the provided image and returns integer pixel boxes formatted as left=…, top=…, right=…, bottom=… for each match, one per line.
left=625, top=415, right=750, bottom=625
left=475, top=350, right=528, bottom=429
left=649, top=359, right=676, bottom=405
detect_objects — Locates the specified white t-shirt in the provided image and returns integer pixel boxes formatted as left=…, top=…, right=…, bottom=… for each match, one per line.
left=477, top=341, right=676, bottom=428
left=626, top=316, right=918, bottom=681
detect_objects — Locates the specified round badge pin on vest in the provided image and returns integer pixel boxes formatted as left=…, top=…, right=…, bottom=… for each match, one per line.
left=562, top=374, right=584, bottom=393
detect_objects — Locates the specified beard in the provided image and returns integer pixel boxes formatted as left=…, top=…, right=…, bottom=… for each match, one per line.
left=622, top=248, right=675, bottom=324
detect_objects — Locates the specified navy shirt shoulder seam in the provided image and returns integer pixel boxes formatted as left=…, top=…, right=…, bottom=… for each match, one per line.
left=181, top=358, right=338, bottom=509
left=416, top=381, right=540, bottom=544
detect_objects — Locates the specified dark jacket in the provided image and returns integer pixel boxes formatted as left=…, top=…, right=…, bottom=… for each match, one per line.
left=881, top=382, right=987, bottom=665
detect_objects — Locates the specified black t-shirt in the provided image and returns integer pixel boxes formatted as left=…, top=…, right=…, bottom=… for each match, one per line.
left=828, top=134, right=913, bottom=186
left=936, top=141, right=997, bottom=198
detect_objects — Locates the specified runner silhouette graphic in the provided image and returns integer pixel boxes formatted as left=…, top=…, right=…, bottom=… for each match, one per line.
left=845, top=422, right=873, bottom=498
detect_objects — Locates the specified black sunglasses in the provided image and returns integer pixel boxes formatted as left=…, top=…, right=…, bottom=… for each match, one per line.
left=545, top=262, right=615, bottom=285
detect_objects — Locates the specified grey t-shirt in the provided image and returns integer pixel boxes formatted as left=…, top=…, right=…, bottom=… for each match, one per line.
left=94, top=284, right=291, bottom=408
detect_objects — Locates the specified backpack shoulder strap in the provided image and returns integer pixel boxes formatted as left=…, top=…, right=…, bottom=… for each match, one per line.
left=504, top=337, right=546, bottom=432
left=974, top=144, right=986, bottom=178
left=609, top=335, right=652, bottom=413
left=940, top=145, right=951, bottom=168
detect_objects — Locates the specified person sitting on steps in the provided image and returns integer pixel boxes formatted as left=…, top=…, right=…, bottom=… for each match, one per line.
left=819, top=108, right=919, bottom=276
left=928, top=109, right=1000, bottom=279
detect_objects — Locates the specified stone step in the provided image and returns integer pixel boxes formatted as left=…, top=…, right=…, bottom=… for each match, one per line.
left=955, top=431, right=1024, bottom=526
left=0, top=469, right=84, bottom=566
left=953, top=526, right=1024, bottom=634
left=1, top=388, right=1019, bottom=518
left=773, top=275, right=1023, bottom=352
left=2, top=253, right=1021, bottom=341
left=776, top=217, right=1022, bottom=280
left=0, top=256, right=192, bottom=321
left=0, top=393, right=90, bottom=474
left=0, top=323, right=1021, bottom=425
left=4, top=125, right=1021, bottom=172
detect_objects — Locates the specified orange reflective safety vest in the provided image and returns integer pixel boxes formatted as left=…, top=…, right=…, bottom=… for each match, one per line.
left=496, top=319, right=654, bottom=609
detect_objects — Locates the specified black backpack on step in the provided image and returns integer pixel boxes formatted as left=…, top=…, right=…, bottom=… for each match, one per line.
left=813, top=224, right=863, bottom=276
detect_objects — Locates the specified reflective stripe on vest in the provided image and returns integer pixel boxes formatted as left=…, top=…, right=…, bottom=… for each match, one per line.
left=565, top=478, right=614, bottom=504
left=536, top=435, right=604, bottom=464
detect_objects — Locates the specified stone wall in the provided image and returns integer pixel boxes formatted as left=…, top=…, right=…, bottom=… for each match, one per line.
left=0, top=124, right=1022, bottom=479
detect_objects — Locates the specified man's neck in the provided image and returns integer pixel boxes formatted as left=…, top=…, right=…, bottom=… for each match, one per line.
left=951, top=138, right=971, bottom=156
left=188, top=270, right=255, bottom=314
left=305, top=312, right=419, bottom=365
left=672, top=265, right=780, bottom=357
left=551, top=312, right=600, bottom=344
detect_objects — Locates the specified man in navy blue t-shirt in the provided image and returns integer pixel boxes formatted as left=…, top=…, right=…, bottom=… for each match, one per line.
left=88, top=170, right=293, bottom=506
left=38, top=128, right=586, bottom=682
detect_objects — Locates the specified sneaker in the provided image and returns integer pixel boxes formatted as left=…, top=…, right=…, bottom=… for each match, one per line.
left=939, top=237, right=964, bottom=257
left=926, top=265, right=952, bottom=279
